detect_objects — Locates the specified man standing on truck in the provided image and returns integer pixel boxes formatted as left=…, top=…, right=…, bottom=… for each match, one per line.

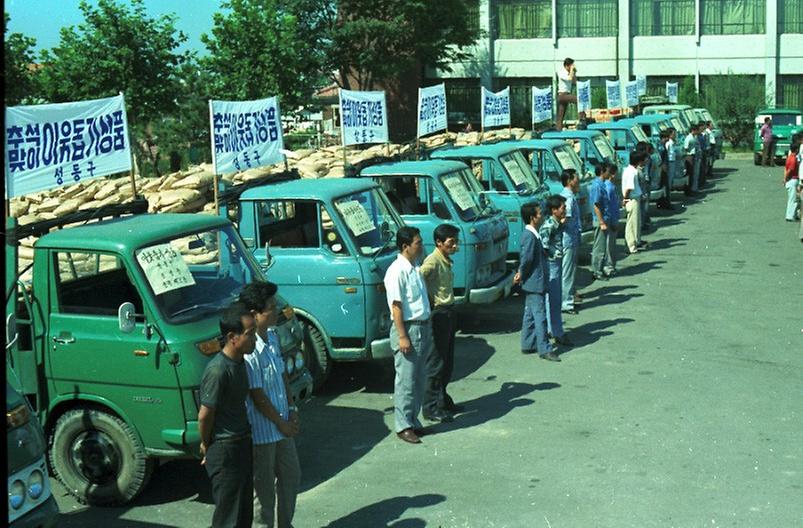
left=421, top=224, right=462, bottom=421
left=239, top=282, right=301, bottom=528
left=385, top=226, right=434, bottom=444
left=760, top=117, right=774, bottom=167
left=556, top=58, right=585, bottom=132
left=199, top=302, right=257, bottom=528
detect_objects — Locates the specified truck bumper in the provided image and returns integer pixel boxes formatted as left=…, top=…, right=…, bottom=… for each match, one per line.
left=10, top=494, right=59, bottom=528
left=370, top=337, right=393, bottom=359
left=649, top=188, right=666, bottom=201
left=468, top=271, right=515, bottom=304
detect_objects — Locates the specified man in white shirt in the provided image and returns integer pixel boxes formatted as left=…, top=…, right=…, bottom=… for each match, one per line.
left=556, top=57, right=585, bottom=131
left=622, top=151, right=648, bottom=254
left=384, top=226, right=433, bottom=444
left=683, top=124, right=700, bottom=195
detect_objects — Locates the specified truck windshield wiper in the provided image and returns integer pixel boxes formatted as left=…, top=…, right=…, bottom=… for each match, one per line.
left=169, top=301, right=223, bottom=319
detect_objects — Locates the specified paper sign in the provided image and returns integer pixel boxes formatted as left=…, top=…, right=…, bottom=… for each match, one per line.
left=442, top=174, right=475, bottom=211
left=666, top=82, right=678, bottom=104
left=606, top=80, right=622, bottom=110
left=136, top=243, right=196, bottom=296
left=481, top=87, right=511, bottom=129
left=636, top=75, right=647, bottom=96
left=417, top=84, right=448, bottom=138
left=335, top=200, right=376, bottom=237
left=531, top=86, right=553, bottom=124
left=577, top=80, right=591, bottom=113
left=501, top=158, right=527, bottom=186
left=209, top=97, right=284, bottom=175
left=339, top=89, right=389, bottom=146
left=554, top=149, right=575, bottom=170
left=625, top=81, right=639, bottom=108
left=5, top=95, right=132, bottom=198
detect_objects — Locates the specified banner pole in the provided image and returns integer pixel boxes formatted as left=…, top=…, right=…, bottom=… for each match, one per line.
left=120, top=92, right=138, bottom=198
left=213, top=173, right=220, bottom=215
left=208, top=100, right=220, bottom=216
left=416, top=137, right=420, bottom=161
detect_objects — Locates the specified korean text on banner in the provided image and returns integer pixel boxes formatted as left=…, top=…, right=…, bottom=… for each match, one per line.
left=481, top=87, right=511, bottom=129
left=417, top=84, right=448, bottom=138
left=625, top=81, right=640, bottom=108
left=605, top=80, right=622, bottom=110
left=531, top=87, right=553, bottom=124
left=636, top=75, right=647, bottom=96
left=577, top=80, right=591, bottom=113
left=339, top=89, right=389, bottom=146
left=210, top=97, right=284, bottom=175
left=666, top=82, right=679, bottom=104
left=5, top=94, right=131, bottom=198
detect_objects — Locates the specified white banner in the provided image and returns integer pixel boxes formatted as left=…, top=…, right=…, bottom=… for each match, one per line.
left=339, top=89, right=389, bottom=146
left=417, top=83, right=448, bottom=138
left=625, top=80, right=640, bottom=108
left=666, top=82, right=679, bottom=103
left=605, top=80, right=622, bottom=110
left=636, top=75, right=647, bottom=96
left=481, top=87, right=511, bottom=129
left=210, top=97, right=284, bottom=175
left=5, top=94, right=132, bottom=198
left=577, top=80, right=592, bottom=113
left=531, top=86, right=553, bottom=124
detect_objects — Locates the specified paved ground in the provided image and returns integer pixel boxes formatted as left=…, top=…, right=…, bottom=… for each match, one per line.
left=54, top=158, right=802, bottom=527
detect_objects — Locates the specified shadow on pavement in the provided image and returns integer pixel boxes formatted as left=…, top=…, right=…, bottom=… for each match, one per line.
left=432, top=381, right=559, bottom=434
left=321, top=493, right=446, bottom=527
left=296, top=402, right=390, bottom=493
left=565, top=317, right=636, bottom=349
left=450, top=335, right=496, bottom=382
left=580, top=284, right=638, bottom=299
left=321, top=360, right=395, bottom=395
left=645, top=237, right=689, bottom=251
left=578, top=292, right=644, bottom=310
left=57, top=513, right=180, bottom=528
left=458, top=296, right=522, bottom=335
left=612, top=260, right=667, bottom=277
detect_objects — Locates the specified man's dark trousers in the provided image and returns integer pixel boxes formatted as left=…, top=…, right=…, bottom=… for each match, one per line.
left=205, top=436, right=254, bottom=528
left=424, top=307, right=457, bottom=414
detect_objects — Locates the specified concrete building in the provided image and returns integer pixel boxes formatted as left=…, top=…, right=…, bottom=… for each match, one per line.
left=428, top=0, right=802, bottom=127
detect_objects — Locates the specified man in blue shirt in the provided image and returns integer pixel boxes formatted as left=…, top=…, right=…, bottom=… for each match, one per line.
left=540, top=195, right=572, bottom=347
left=589, top=163, right=609, bottom=281
left=560, top=169, right=582, bottom=314
left=239, top=282, right=300, bottom=528
left=604, top=162, right=621, bottom=275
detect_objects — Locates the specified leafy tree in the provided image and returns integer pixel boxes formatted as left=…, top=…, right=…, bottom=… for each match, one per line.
left=4, top=12, right=39, bottom=106
left=201, top=0, right=325, bottom=111
left=37, top=0, right=188, bottom=176
left=701, top=73, right=768, bottom=147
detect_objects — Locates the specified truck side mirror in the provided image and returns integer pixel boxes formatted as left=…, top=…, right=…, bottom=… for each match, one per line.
left=380, top=222, right=392, bottom=242
left=262, top=243, right=275, bottom=271
left=118, top=302, right=136, bottom=334
left=5, top=313, right=18, bottom=351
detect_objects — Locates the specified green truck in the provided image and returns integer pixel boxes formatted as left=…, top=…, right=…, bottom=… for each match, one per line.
left=753, top=108, right=803, bottom=165
left=5, top=200, right=312, bottom=505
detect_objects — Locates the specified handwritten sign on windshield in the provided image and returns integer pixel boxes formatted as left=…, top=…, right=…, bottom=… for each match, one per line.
left=442, top=174, right=476, bottom=211
left=335, top=200, right=376, bottom=237
left=136, top=243, right=196, bottom=295
left=554, top=149, right=576, bottom=170
left=502, top=158, right=527, bottom=187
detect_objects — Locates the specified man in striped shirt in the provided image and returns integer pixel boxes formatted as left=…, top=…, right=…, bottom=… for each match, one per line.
left=239, top=282, right=300, bottom=528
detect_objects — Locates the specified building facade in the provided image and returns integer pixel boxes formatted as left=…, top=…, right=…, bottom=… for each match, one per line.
left=427, top=0, right=802, bottom=126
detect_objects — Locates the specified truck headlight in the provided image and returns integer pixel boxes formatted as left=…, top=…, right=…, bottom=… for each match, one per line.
left=27, top=470, right=44, bottom=500
left=294, top=352, right=304, bottom=371
left=286, top=359, right=295, bottom=375
left=9, top=480, right=25, bottom=509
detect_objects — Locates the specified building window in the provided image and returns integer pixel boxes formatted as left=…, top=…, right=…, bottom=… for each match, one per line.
left=631, top=0, right=695, bottom=36
left=557, top=0, right=617, bottom=38
left=778, top=76, right=803, bottom=113
left=443, top=79, right=481, bottom=128
left=494, top=0, right=552, bottom=39
left=779, top=0, right=803, bottom=34
left=701, top=0, right=765, bottom=35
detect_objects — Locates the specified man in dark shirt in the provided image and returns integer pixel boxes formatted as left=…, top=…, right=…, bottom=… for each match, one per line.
left=199, top=301, right=257, bottom=528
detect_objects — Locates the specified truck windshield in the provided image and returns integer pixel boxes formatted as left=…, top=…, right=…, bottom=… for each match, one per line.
left=592, top=135, right=615, bottom=160
left=631, top=126, right=649, bottom=143
left=683, top=109, right=699, bottom=127
left=440, top=169, right=483, bottom=221
left=499, top=151, right=539, bottom=193
left=670, top=117, right=684, bottom=133
left=333, top=188, right=403, bottom=256
left=553, top=145, right=591, bottom=180
left=136, top=225, right=262, bottom=323
left=769, top=114, right=800, bottom=127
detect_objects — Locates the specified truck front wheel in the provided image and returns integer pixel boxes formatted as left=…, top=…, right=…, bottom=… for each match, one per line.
left=49, top=408, right=153, bottom=506
left=300, top=320, right=331, bottom=389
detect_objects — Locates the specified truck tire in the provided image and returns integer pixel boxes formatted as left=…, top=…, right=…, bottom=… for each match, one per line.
left=300, top=320, right=330, bottom=389
left=49, top=408, right=153, bottom=506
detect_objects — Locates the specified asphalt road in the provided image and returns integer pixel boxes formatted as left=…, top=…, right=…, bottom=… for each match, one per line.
left=54, top=157, right=803, bottom=527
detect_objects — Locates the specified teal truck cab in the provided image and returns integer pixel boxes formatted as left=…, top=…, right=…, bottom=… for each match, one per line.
left=427, top=143, right=544, bottom=263
left=358, top=160, right=513, bottom=304
left=588, top=120, right=652, bottom=170
left=618, top=115, right=672, bottom=201
left=503, top=139, right=595, bottom=235
left=541, top=129, right=619, bottom=174
left=5, top=202, right=312, bottom=505
left=220, top=174, right=404, bottom=385
left=7, top=380, right=58, bottom=527
left=752, top=108, right=803, bottom=165
left=642, top=104, right=700, bottom=135
left=693, top=108, right=725, bottom=160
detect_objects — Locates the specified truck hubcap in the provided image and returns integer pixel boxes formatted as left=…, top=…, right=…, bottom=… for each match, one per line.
left=70, top=431, right=122, bottom=485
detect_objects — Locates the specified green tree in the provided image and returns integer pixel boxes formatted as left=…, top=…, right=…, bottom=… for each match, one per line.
left=4, top=12, right=39, bottom=106
left=201, top=0, right=325, bottom=111
left=37, top=0, right=188, bottom=176
left=701, top=73, right=768, bottom=148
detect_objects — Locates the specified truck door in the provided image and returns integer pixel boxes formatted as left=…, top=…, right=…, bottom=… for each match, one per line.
left=46, top=250, right=181, bottom=448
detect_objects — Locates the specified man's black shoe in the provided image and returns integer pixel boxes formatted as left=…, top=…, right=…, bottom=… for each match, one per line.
left=423, top=411, right=454, bottom=423
left=554, top=335, right=573, bottom=346
left=540, top=352, right=561, bottom=362
left=592, top=273, right=609, bottom=281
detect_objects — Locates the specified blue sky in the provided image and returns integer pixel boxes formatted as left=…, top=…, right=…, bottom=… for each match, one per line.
left=5, top=0, right=223, bottom=54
